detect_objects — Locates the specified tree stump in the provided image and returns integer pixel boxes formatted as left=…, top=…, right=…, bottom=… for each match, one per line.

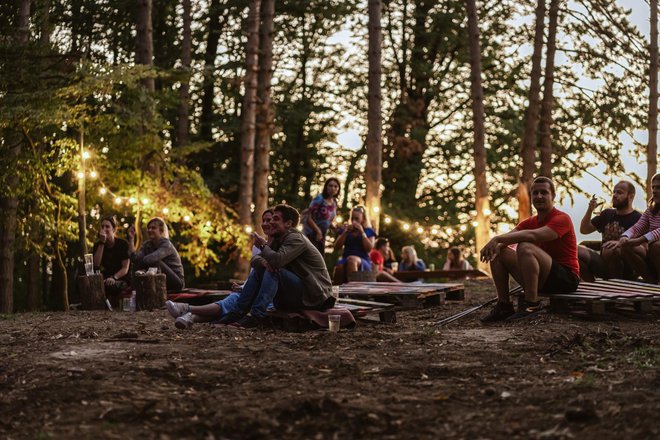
left=134, top=273, right=167, bottom=311
left=78, top=274, right=106, bottom=310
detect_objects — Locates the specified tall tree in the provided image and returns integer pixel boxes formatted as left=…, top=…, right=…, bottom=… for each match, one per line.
left=464, top=0, right=490, bottom=270
left=254, top=0, right=275, bottom=228
left=539, top=0, right=560, bottom=178
left=199, top=0, right=224, bottom=142
left=517, top=0, right=545, bottom=221
left=365, top=0, right=383, bottom=232
left=176, top=0, right=192, bottom=147
left=0, top=0, right=31, bottom=313
left=136, top=0, right=155, bottom=92
left=649, top=0, right=658, bottom=198
left=236, top=0, right=261, bottom=274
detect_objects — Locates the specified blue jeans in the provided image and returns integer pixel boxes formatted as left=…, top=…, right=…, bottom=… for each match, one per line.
left=222, top=266, right=306, bottom=318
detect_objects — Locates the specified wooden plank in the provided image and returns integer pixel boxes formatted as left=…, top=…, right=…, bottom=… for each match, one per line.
left=393, top=269, right=489, bottom=281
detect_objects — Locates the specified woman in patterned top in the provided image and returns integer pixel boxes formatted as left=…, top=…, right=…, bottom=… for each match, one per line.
left=604, top=173, right=660, bottom=283
left=303, top=177, right=340, bottom=254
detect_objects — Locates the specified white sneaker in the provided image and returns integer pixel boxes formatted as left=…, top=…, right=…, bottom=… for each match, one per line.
left=175, top=312, right=194, bottom=329
left=166, top=300, right=190, bottom=318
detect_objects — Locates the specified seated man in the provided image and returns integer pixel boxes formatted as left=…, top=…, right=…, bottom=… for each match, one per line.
left=168, top=204, right=335, bottom=329
left=480, top=176, right=580, bottom=322
left=577, top=181, right=641, bottom=281
left=369, top=238, right=401, bottom=283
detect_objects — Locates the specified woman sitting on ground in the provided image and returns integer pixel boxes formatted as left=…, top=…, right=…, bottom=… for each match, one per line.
left=603, top=173, right=660, bottom=283
left=128, top=217, right=185, bottom=292
left=333, top=205, right=376, bottom=284
left=399, top=245, right=426, bottom=271
left=92, top=216, right=130, bottom=306
left=302, top=177, right=340, bottom=254
left=442, top=246, right=474, bottom=271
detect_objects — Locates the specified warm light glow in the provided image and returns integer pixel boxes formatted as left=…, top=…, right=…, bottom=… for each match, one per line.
left=446, top=228, right=453, bottom=234
left=82, top=151, right=91, bottom=160
left=162, top=207, right=169, bottom=214
left=431, top=228, right=438, bottom=235
left=403, top=223, right=410, bottom=231
left=206, top=221, right=212, bottom=227
left=89, top=171, right=97, bottom=179
left=77, top=171, right=84, bottom=179
left=483, top=208, right=492, bottom=216
left=460, top=225, right=467, bottom=232
left=416, top=227, right=424, bottom=234
left=128, top=197, right=137, bottom=204
left=336, top=216, right=343, bottom=223
left=101, top=147, right=109, bottom=154
left=296, top=224, right=303, bottom=231
left=472, top=221, right=479, bottom=227
left=142, top=198, right=149, bottom=205
left=384, top=217, right=392, bottom=224
left=114, top=197, right=122, bottom=204
left=99, top=188, right=107, bottom=195
left=183, top=215, right=191, bottom=222
left=372, top=206, right=380, bottom=213
left=245, top=226, right=253, bottom=233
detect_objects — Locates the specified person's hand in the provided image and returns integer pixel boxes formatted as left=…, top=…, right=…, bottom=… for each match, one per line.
left=352, top=220, right=364, bottom=233
left=97, top=230, right=107, bottom=244
left=623, top=236, right=646, bottom=247
left=480, top=238, right=501, bottom=263
left=127, top=225, right=136, bottom=241
left=252, top=232, right=267, bottom=249
left=105, top=277, right=116, bottom=286
left=588, top=195, right=602, bottom=212
left=601, top=239, right=621, bottom=251
left=231, top=282, right=243, bottom=292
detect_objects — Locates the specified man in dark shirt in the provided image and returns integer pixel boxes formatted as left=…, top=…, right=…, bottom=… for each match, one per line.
left=577, top=180, right=641, bottom=281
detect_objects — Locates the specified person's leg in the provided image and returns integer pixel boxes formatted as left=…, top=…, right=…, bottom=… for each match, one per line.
left=272, top=268, right=306, bottom=312
left=157, top=261, right=184, bottom=291
left=516, top=242, right=553, bottom=302
left=248, top=269, right=282, bottom=318
left=621, top=243, right=654, bottom=282
left=345, top=256, right=361, bottom=277
left=577, top=245, right=595, bottom=282
left=489, top=246, right=523, bottom=303
left=227, top=265, right=266, bottom=314
left=647, top=241, right=660, bottom=282
left=333, top=263, right=346, bottom=285
left=376, top=271, right=401, bottom=283
left=600, top=246, right=624, bottom=280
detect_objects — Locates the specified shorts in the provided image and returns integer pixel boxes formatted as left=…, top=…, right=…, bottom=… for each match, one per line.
left=539, top=261, right=580, bottom=294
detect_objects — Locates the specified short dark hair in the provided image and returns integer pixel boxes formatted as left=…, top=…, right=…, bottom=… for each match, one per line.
left=262, top=208, right=274, bottom=218
left=100, top=216, right=117, bottom=229
left=274, top=204, right=300, bottom=227
left=321, top=178, right=341, bottom=200
left=449, top=246, right=462, bottom=259
left=532, top=176, right=555, bottom=196
left=617, top=180, right=635, bottom=196
left=375, top=238, right=389, bottom=250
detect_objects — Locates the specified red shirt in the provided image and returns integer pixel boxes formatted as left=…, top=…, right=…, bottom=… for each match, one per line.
left=515, top=208, right=579, bottom=277
left=369, top=249, right=384, bottom=271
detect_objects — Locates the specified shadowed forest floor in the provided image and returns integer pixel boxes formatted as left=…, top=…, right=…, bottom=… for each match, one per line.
left=1, top=280, right=659, bottom=439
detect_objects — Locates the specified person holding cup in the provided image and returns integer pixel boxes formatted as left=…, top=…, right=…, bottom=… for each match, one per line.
left=92, top=216, right=131, bottom=305
left=332, top=205, right=376, bottom=284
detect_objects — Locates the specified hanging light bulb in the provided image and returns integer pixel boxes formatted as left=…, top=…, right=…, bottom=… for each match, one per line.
left=384, top=217, right=392, bottom=224
left=483, top=208, right=492, bottom=216
left=446, top=228, right=453, bottom=235
left=336, top=216, right=343, bottom=223
left=431, top=228, right=438, bottom=235
left=114, top=197, right=122, bottom=205
left=245, top=225, right=253, bottom=233
left=162, top=207, right=169, bottom=214
left=372, top=206, right=380, bottom=213
left=403, top=223, right=410, bottom=231
left=89, top=171, right=97, bottom=179
left=128, top=197, right=137, bottom=204
left=183, top=215, right=191, bottom=222
left=82, top=151, right=91, bottom=160
left=206, top=221, right=212, bottom=227
left=416, top=227, right=424, bottom=234
left=460, top=225, right=467, bottom=232
left=142, top=198, right=149, bottom=205
left=472, top=221, right=479, bottom=227
left=77, top=171, right=84, bottom=179
left=99, top=188, right=107, bottom=195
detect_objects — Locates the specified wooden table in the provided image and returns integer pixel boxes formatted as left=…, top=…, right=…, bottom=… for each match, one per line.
left=393, top=269, right=489, bottom=282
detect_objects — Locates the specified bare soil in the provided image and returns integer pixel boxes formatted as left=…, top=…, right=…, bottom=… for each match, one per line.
left=1, top=280, right=660, bottom=439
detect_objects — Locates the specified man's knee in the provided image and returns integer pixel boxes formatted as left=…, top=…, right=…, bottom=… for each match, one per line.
left=649, top=241, right=660, bottom=255
left=516, top=242, right=537, bottom=258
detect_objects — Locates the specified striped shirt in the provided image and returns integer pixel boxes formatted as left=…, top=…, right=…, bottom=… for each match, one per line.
left=622, top=208, right=660, bottom=243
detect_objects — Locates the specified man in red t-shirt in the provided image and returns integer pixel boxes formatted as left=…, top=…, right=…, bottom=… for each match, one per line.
left=370, top=238, right=401, bottom=282
left=480, top=176, right=580, bottom=322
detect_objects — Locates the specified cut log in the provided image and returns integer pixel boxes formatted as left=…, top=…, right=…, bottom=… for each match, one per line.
left=134, top=273, right=167, bottom=310
left=78, top=274, right=106, bottom=310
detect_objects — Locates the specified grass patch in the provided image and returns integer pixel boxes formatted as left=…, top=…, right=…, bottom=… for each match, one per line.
left=628, top=347, right=660, bottom=369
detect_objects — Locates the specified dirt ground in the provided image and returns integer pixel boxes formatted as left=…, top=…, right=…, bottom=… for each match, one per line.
left=1, top=279, right=659, bottom=440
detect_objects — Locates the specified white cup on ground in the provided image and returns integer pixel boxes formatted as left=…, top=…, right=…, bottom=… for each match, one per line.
left=328, top=314, right=341, bottom=332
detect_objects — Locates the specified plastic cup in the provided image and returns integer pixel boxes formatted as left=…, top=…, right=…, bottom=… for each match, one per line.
left=331, top=286, right=340, bottom=302
left=84, top=254, right=94, bottom=275
left=328, top=314, right=341, bottom=332
left=428, top=263, right=435, bottom=271
left=391, top=262, right=398, bottom=272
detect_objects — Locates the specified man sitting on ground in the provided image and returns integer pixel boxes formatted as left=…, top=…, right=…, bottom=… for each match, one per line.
left=480, top=176, right=580, bottom=322
left=168, top=204, right=335, bottom=329
left=369, top=238, right=401, bottom=283
left=577, top=181, right=641, bottom=281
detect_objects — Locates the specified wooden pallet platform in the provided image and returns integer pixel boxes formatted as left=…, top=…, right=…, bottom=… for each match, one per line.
left=543, top=279, right=660, bottom=315
left=337, top=298, right=397, bottom=323
left=393, top=269, right=489, bottom=282
left=339, top=281, right=464, bottom=308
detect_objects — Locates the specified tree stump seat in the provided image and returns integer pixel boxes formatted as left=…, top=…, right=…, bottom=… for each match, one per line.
left=77, top=274, right=106, bottom=310
left=134, top=273, right=167, bottom=310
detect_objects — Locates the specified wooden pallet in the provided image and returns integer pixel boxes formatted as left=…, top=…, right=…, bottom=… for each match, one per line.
left=544, top=279, right=660, bottom=315
left=393, top=269, right=489, bottom=282
left=337, top=298, right=397, bottom=323
left=339, top=281, right=464, bottom=308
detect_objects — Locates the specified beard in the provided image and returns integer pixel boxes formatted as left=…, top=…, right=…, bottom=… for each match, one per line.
left=612, top=199, right=628, bottom=210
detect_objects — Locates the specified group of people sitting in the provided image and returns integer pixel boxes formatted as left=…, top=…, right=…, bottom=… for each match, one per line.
left=480, top=174, right=660, bottom=322
left=92, top=216, right=185, bottom=306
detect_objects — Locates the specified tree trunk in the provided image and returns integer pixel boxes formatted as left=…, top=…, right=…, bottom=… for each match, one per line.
left=517, top=0, right=545, bottom=221
left=38, top=0, right=51, bottom=44
left=176, top=0, right=192, bottom=147
left=365, top=0, right=383, bottom=233
left=539, top=0, right=560, bottom=178
left=200, top=0, right=223, bottom=141
left=135, top=0, right=155, bottom=92
left=649, top=0, right=659, bottom=199
left=254, top=0, right=275, bottom=230
left=464, top=0, right=491, bottom=272
left=0, top=0, right=31, bottom=313
left=236, top=0, right=261, bottom=276
left=77, top=129, right=88, bottom=255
